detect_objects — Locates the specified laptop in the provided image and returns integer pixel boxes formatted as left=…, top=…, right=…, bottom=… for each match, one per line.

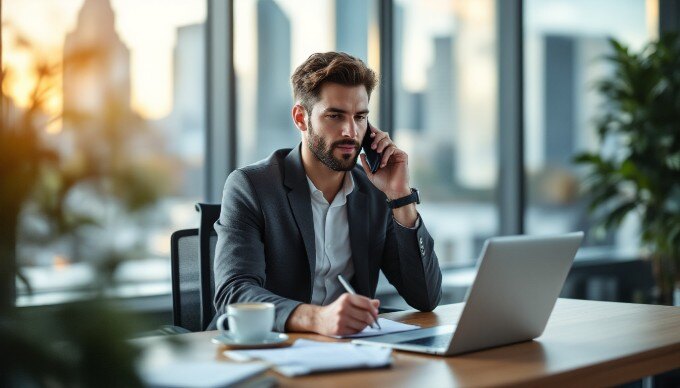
left=353, top=232, right=584, bottom=356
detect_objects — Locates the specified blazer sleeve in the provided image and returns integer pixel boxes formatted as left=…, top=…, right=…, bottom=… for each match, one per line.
left=379, top=215, right=442, bottom=311
left=213, top=169, right=302, bottom=332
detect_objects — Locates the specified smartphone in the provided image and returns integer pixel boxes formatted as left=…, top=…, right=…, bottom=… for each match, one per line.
left=361, top=121, right=383, bottom=174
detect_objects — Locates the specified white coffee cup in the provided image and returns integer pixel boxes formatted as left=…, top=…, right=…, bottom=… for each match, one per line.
left=216, top=302, right=275, bottom=343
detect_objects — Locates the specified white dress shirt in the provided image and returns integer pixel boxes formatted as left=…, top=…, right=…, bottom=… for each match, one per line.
left=306, top=172, right=355, bottom=305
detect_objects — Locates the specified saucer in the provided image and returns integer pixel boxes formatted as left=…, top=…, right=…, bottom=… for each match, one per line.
left=211, top=332, right=290, bottom=349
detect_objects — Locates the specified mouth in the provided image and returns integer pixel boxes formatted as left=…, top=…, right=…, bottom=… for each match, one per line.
left=335, top=145, right=357, bottom=153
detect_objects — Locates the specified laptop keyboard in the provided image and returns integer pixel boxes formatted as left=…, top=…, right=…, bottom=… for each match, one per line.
left=399, top=334, right=452, bottom=349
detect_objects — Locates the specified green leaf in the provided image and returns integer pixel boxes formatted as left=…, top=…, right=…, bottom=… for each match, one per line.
left=603, top=201, right=638, bottom=229
left=665, top=152, right=680, bottom=171
left=573, top=153, right=601, bottom=165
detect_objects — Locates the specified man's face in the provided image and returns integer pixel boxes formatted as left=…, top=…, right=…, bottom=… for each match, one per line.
left=304, top=83, right=369, bottom=172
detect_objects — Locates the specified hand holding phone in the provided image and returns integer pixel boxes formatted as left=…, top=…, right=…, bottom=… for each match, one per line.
left=361, top=121, right=382, bottom=173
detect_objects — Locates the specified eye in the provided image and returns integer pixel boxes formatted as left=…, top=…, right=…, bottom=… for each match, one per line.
left=326, top=114, right=341, bottom=120
left=355, top=115, right=367, bottom=121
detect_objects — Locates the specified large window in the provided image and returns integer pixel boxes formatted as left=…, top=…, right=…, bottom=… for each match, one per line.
left=3, top=0, right=669, bottom=307
left=234, top=0, right=380, bottom=167
left=2, top=0, right=206, bottom=304
left=524, top=0, right=657, bottom=258
left=393, top=0, right=499, bottom=267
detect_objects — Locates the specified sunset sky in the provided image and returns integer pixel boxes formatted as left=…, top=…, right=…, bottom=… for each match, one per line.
left=2, top=0, right=206, bottom=120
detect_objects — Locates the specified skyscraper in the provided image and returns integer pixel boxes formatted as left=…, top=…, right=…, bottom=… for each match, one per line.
left=424, top=36, right=456, bottom=141
left=423, top=36, right=457, bottom=187
left=173, top=23, right=206, bottom=138
left=335, top=0, right=369, bottom=61
left=256, top=0, right=295, bottom=160
left=394, top=2, right=423, bottom=132
left=543, top=34, right=610, bottom=169
left=544, top=35, right=576, bottom=168
left=63, top=0, right=131, bottom=126
left=170, top=23, right=206, bottom=197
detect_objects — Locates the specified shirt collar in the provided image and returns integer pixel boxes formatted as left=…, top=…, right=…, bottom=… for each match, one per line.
left=306, top=172, right=355, bottom=206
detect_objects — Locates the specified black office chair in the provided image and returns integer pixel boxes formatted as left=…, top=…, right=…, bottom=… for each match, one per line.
left=169, top=228, right=201, bottom=332
left=196, top=202, right=220, bottom=329
left=170, top=203, right=220, bottom=332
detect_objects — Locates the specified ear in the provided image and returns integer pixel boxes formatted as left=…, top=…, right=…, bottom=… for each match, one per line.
left=292, top=104, right=308, bottom=132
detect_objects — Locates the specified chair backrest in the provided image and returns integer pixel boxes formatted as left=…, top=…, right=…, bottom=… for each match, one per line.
left=170, top=203, right=221, bottom=332
left=195, top=202, right=221, bottom=330
left=170, top=228, right=202, bottom=332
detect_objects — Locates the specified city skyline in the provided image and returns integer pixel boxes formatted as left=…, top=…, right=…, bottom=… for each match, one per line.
left=2, top=0, right=206, bottom=121
left=3, top=0, right=651, bottom=127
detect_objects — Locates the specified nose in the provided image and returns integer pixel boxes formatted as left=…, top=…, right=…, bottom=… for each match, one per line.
left=342, top=119, right=358, bottom=139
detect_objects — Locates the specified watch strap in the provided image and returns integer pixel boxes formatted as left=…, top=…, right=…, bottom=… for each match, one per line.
left=387, top=188, right=420, bottom=209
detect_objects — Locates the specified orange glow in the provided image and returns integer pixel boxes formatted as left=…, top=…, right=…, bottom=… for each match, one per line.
left=2, top=0, right=206, bottom=122
left=46, top=118, right=63, bottom=134
left=2, top=50, right=37, bottom=108
left=53, top=255, right=71, bottom=270
left=646, top=0, right=659, bottom=40
left=454, top=0, right=492, bottom=23
left=2, top=27, right=63, bottom=128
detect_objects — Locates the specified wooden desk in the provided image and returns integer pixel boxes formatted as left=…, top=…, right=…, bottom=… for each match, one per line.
left=137, top=299, right=680, bottom=387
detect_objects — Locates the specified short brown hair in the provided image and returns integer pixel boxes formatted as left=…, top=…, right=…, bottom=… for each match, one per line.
left=291, top=52, right=378, bottom=114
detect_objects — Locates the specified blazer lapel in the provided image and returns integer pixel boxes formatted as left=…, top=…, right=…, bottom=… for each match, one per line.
left=283, top=145, right=316, bottom=298
left=347, top=174, right=370, bottom=297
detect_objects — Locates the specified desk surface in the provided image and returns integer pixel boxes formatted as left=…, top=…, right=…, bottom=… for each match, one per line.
left=138, top=299, right=680, bottom=387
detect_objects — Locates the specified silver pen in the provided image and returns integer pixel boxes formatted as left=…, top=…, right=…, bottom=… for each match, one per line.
left=337, top=274, right=382, bottom=330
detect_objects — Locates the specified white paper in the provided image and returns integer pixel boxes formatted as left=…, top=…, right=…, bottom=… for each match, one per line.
left=140, top=360, right=268, bottom=388
left=225, top=339, right=392, bottom=377
left=331, top=318, right=420, bottom=338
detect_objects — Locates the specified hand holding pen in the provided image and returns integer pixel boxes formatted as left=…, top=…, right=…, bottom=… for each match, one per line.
left=338, top=274, right=382, bottom=330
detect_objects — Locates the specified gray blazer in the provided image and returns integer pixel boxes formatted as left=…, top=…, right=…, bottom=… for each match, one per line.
left=211, top=145, right=442, bottom=332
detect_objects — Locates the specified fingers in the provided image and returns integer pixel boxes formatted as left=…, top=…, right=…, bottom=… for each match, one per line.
left=344, top=312, right=375, bottom=332
left=369, top=128, right=402, bottom=167
left=342, top=294, right=378, bottom=321
left=371, top=131, right=391, bottom=153
left=340, top=318, right=370, bottom=334
left=345, top=304, right=377, bottom=326
left=381, top=145, right=397, bottom=168
left=346, top=295, right=379, bottom=326
left=359, top=153, right=373, bottom=175
left=322, top=294, right=382, bottom=335
left=346, top=294, right=378, bottom=313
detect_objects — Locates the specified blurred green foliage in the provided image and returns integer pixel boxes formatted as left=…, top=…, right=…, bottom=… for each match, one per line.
left=2, top=298, right=145, bottom=387
left=574, top=33, right=680, bottom=305
left=1, top=24, right=176, bottom=386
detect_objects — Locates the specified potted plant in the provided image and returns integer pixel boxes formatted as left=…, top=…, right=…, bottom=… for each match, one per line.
left=575, top=33, right=680, bottom=306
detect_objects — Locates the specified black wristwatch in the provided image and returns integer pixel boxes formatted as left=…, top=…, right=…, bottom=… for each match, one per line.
left=387, top=188, right=420, bottom=209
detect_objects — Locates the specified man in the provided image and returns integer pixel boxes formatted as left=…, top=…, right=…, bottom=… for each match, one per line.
left=213, top=52, right=441, bottom=336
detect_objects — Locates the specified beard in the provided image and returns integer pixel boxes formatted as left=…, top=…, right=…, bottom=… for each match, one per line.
left=306, top=119, right=360, bottom=172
